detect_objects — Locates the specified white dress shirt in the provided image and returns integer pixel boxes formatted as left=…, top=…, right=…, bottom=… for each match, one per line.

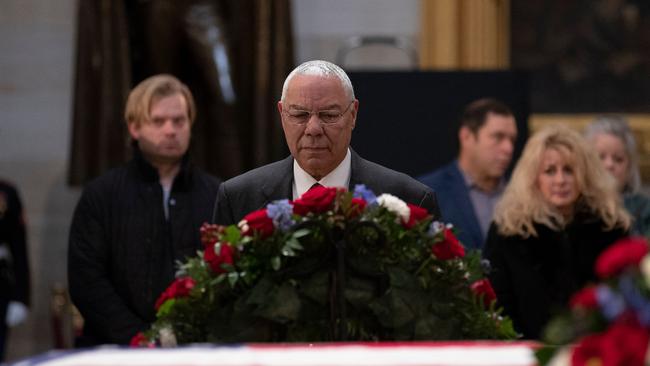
left=292, top=149, right=352, bottom=199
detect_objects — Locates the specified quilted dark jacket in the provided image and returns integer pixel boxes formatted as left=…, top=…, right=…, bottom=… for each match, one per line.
left=68, top=148, right=220, bottom=345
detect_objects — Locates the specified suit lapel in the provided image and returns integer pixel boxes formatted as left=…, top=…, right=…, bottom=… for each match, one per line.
left=348, top=150, right=361, bottom=190
left=348, top=149, right=371, bottom=191
left=260, top=155, right=294, bottom=206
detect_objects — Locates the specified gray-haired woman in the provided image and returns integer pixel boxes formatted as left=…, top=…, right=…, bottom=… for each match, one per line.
left=585, top=115, right=650, bottom=236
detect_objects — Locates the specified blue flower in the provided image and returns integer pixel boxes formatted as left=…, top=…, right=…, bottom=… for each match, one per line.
left=480, top=259, right=492, bottom=274
left=427, top=221, right=445, bottom=236
left=595, top=285, right=626, bottom=320
left=267, top=199, right=295, bottom=232
left=619, top=274, right=650, bottom=326
left=353, top=184, right=377, bottom=206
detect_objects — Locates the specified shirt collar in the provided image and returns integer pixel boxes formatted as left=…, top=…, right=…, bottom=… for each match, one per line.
left=292, top=149, right=351, bottom=199
left=456, top=160, right=506, bottom=194
left=459, top=166, right=476, bottom=189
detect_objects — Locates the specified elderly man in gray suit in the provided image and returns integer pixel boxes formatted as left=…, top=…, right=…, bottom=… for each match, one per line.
left=213, top=60, right=440, bottom=225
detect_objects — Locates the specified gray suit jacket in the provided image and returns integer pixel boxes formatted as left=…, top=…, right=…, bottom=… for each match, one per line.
left=213, top=150, right=440, bottom=225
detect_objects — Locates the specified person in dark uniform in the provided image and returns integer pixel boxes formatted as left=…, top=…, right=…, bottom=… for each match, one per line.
left=0, top=180, right=30, bottom=361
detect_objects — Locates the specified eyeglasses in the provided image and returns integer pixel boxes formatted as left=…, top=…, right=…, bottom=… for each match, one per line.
left=283, top=101, right=354, bottom=126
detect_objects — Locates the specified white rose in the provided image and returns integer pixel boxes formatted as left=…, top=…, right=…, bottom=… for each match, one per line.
left=376, top=194, right=410, bottom=223
left=237, top=219, right=249, bottom=233
left=159, top=326, right=178, bottom=348
left=641, top=254, right=650, bottom=286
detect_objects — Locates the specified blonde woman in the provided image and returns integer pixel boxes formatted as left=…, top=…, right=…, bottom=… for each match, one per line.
left=484, top=124, right=630, bottom=339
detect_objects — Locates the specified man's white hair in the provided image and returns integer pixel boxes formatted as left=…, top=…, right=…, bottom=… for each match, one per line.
left=281, top=60, right=355, bottom=102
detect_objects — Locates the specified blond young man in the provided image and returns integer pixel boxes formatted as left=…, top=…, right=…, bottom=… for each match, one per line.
left=68, top=75, right=220, bottom=345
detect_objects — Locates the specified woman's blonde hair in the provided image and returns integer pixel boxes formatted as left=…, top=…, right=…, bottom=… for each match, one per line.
left=494, top=124, right=630, bottom=237
left=124, top=74, right=196, bottom=126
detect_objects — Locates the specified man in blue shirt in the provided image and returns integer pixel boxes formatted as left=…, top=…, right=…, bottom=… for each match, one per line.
left=419, top=98, right=517, bottom=250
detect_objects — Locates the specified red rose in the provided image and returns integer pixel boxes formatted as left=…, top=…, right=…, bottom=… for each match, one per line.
left=154, top=277, right=195, bottom=311
left=242, top=209, right=274, bottom=238
left=432, top=228, right=465, bottom=260
left=403, top=203, right=430, bottom=229
left=199, top=223, right=224, bottom=247
left=293, top=186, right=338, bottom=215
left=204, top=241, right=235, bottom=274
left=572, top=332, right=613, bottom=366
left=470, top=279, right=497, bottom=306
left=595, top=236, right=649, bottom=279
left=572, top=316, right=649, bottom=366
left=129, top=332, right=155, bottom=348
left=569, top=286, right=599, bottom=310
left=348, top=197, right=367, bottom=217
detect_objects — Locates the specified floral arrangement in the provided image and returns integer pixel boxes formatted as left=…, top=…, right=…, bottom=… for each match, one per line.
left=132, top=185, right=516, bottom=347
left=538, top=236, right=650, bottom=366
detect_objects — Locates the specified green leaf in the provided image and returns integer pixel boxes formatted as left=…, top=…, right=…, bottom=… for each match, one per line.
left=387, top=266, right=419, bottom=290
left=542, top=314, right=579, bottom=344
left=414, top=313, right=461, bottom=340
left=286, top=238, right=304, bottom=250
left=271, top=256, right=281, bottom=271
left=292, top=229, right=311, bottom=238
left=299, top=271, right=329, bottom=305
left=246, top=277, right=274, bottom=306
left=344, top=277, right=377, bottom=307
left=369, top=289, right=417, bottom=328
left=253, top=282, right=301, bottom=323
left=212, top=273, right=226, bottom=285
left=156, top=298, right=176, bottom=318
left=221, top=262, right=235, bottom=272
left=224, top=225, right=242, bottom=244
left=281, top=247, right=296, bottom=257
left=227, top=272, right=239, bottom=287
left=497, top=316, right=519, bottom=339
left=535, top=346, right=561, bottom=366
left=413, top=314, right=441, bottom=339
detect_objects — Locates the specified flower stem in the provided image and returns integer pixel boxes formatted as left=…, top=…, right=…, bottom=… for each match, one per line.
left=415, top=256, right=433, bottom=275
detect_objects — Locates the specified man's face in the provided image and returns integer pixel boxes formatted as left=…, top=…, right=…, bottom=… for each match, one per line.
left=128, top=93, right=191, bottom=165
left=462, top=112, right=517, bottom=179
left=278, top=74, right=358, bottom=180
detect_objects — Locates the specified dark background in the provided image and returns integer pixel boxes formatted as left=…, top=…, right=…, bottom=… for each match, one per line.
left=349, top=71, right=530, bottom=177
left=511, top=0, right=650, bottom=113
